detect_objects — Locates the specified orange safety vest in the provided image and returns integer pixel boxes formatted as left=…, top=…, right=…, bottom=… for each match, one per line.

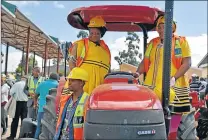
left=54, top=92, right=89, bottom=140
left=69, top=38, right=111, bottom=67
left=144, top=35, right=185, bottom=72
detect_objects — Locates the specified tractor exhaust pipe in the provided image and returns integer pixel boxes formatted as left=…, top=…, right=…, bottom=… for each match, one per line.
left=162, top=0, right=174, bottom=136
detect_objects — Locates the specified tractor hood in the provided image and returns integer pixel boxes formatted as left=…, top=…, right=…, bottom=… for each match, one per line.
left=88, top=84, right=162, bottom=110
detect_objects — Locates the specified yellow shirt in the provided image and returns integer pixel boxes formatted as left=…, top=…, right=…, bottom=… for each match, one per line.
left=144, top=36, right=191, bottom=105
left=66, top=39, right=111, bottom=94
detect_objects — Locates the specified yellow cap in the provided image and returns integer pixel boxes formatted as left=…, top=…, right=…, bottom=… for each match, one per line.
left=156, top=15, right=176, bottom=33
left=88, top=16, right=106, bottom=28
left=67, top=67, right=88, bottom=81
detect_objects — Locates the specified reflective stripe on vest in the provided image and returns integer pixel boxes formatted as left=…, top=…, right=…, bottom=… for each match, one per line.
left=28, top=76, right=44, bottom=93
left=75, top=38, right=111, bottom=67
left=144, top=36, right=183, bottom=72
left=172, top=38, right=183, bottom=69
left=55, top=92, right=89, bottom=139
left=144, top=41, right=154, bottom=72
left=73, top=93, right=88, bottom=127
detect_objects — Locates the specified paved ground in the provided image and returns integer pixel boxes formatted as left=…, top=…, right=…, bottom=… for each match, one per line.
left=1, top=117, right=21, bottom=139
left=1, top=116, right=202, bottom=140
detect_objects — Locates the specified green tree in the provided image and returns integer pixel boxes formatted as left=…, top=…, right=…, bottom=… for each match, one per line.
left=77, top=30, right=88, bottom=39
left=15, top=54, right=38, bottom=74
left=114, top=32, right=142, bottom=66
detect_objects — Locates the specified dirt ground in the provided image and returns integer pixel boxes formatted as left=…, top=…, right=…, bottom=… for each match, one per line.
left=1, top=117, right=21, bottom=139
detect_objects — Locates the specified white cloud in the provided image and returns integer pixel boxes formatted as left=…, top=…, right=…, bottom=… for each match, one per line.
left=59, top=40, right=66, bottom=44
left=53, top=1, right=65, bottom=9
left=106, top=31, right=159, bottom=69
left=2, top=33, right=207, bottom=72
left=186, top=34, right=207, bottom=67
left=6, top=1, right=40, bottom=7
left=106, top=32, right=207, bottom=70
left=24, top=12, right=32, bottom=17
left=1, top=52, right=44, bottom=72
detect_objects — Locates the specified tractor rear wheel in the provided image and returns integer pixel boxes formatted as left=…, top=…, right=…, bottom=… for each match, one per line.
left=39, top=88, right=57, bottom=140
left=177, top=110, right=197, bottom=140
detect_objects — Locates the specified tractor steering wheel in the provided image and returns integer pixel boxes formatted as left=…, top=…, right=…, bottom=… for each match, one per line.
left=104, top=71, right=133, bottom=79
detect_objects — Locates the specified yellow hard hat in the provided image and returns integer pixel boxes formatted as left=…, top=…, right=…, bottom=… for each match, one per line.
left=67, top=67, right=88, bottom=81
left=88, top=16, right=106, bottom=28
left=156, top=15, right=176, bottom=33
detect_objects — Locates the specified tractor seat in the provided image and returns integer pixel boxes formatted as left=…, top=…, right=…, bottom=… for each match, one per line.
left=104, top=71, right=138, bottom=84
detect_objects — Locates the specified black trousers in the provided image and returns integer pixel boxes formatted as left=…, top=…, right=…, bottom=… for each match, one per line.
left=10, top=101, right=28, bottom=138
left=1, top=106, right=7, bottom=129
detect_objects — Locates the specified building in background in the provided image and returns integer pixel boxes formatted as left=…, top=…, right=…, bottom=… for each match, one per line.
left=45, top=64, right=69, bottom=76
left=197, top=53, right=208, bottom=78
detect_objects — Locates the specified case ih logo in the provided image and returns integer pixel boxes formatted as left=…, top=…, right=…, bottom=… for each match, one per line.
left=137, top=129, right=156, bottom=135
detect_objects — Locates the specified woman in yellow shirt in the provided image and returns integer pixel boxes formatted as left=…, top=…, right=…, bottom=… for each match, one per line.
left=134, top=15, right=192, bottom=114
left=67, top=16, right=111, bottom=95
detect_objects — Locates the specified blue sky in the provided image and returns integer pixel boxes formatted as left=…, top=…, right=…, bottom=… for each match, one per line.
left=1, top=1, right=207, bottom=71
left=3, top=1, right=207, bottom=50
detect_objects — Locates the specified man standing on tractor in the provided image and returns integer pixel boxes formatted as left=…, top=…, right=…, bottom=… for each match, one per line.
left=54, top=67, right=89, bottom=140
left=24, top=66, right=44, bottom=118
left=67, top=16, right=111, bottom=94
left=134, top=15, right=192, bottom=114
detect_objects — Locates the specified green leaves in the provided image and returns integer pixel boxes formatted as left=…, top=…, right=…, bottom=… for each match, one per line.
left=114, top=32, right=142, bottom=67
left=77, top=30, right=89, bottom=39
left=15, top=54, right=38, bottom=74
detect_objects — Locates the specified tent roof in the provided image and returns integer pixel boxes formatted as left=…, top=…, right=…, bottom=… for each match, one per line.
left=1, top=1, right=63, bottom=59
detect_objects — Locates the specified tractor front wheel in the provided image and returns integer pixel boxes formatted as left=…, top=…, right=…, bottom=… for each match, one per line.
left=39, top=88, right=57, bottom=140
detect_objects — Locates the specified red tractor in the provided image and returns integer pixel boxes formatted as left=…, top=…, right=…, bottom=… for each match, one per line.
left=49, top=2, right=207, bottom=140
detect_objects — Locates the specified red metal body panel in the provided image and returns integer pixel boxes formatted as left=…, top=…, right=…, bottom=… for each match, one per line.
left=88, top=84, right=162, bottom=110
left=168, top=114, right=182, bottom=139
left=190, top=91, right=200, bottom=108
left=189, top=91, right=205, bottom=109
left=189, top=91, right=205, bottom=120
left=67, top=5, right=164, bottom=32
left=206, top=95, right=208, bottom=100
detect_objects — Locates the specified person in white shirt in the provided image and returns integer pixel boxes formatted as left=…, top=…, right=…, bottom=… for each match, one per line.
left=7, top=76, right=28, bottom=139
left=199, top=77, right=207, bottom=93
left=1, top=74, right=10, bottom=103
left=1, top=74, right=10, bottom=135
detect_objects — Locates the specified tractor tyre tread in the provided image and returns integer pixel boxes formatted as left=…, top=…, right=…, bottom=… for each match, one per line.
left=197, top=115, right=208, bottom=139
left=177, top=111, right=197, bottom=140
left=39, top=88, right=57, bottom=140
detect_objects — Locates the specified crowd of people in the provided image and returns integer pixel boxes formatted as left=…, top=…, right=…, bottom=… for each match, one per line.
left=1, top=15, right=208, bottom=140
left=1, top=67, right=60, bottom=139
